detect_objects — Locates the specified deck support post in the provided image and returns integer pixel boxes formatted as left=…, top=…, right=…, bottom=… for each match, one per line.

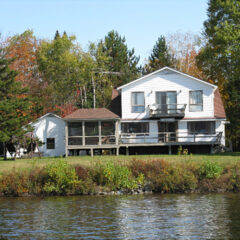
left=82, top=121, right=85, bottom=146
left=65, top=123, right=68, bottom=157
left=90, top=148, right=94, bottom=157
left=168, top=145, right=172, bottom=155
left=116, top=147, right=119, bottom=156
left=210, top=145, right=214, bottom=154
left=126, top=147, right=129, bottom=155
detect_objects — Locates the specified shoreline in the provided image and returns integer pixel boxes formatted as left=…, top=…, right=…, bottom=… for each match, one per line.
left=1, top=158, right=240, bottom=197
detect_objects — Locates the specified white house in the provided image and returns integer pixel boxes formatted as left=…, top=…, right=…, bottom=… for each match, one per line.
left=30, top=67, right=226, bottom=156
left=32, top=113, right=66, bottom=157
left=111, top=67, right=226, bottom=154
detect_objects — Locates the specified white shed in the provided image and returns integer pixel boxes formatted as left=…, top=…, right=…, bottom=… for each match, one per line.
left=32, top=113, right=66, bottom=157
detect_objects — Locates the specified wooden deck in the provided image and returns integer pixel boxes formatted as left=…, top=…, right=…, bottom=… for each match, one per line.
left=66, top=131, right=223, bottom=156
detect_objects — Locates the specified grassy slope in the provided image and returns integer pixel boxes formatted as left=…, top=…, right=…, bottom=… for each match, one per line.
left=0, top=153, right=239, bottom=176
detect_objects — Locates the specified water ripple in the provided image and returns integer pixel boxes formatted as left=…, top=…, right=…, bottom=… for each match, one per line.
left=0, top=193, right=240, bottom=239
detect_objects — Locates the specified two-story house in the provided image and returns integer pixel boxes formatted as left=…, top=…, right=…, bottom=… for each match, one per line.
left=111, top=67, right=226, bottom=154
left=28, top=67, right=226, bottom=157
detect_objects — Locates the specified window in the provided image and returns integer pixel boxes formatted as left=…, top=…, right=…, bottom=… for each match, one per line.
left=189, top=90, right=203, bottom=111
left=46, top=138, right=55, bottom=149
left=121, top=122, right=149, bottom=134
left=68, top=122, right=82, bottom=136
left=131, top=92, right=145, bottom=113
left=187, top=121, right=215, bottom=134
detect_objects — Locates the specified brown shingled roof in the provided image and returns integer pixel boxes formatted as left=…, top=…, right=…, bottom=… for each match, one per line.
left=110, top=89, right=122, bottom=117
left=214, top=89, right=226, bottom=119
left=64, top=108, right=119, bottom=120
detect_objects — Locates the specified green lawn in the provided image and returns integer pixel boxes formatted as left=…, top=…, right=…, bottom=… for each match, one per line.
left=0, top=153, right=239, bottom=176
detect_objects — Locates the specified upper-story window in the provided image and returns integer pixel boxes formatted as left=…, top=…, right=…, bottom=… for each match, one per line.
left=131, top=92, right=145, bottom=113
left=189, top=90, right=203, bottom=112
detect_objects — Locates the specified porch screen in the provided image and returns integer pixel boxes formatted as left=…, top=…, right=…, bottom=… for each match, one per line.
left=121, top=122, right=149, bottom=134
left=189, top=90, right=203, bottom=111
left=85, top=122, right=98, bottom=136
left=101, top=121, right=115, bottom=135
left=131, top=92, right=145, bottom=113
left=187, top=121, right=215, bottom=134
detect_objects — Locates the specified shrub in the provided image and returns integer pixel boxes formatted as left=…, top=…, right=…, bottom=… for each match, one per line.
left=130, top=159, right=168, bottom=179
left=103, top=162, right=137, bottom=191
left=43, top=159, right=80, bottom=195
left=0, top=170, right=30, bottom=196
left=74, top=165, right=89, bottom=180
left=198, top=160, right=223, bottom=179
left=229, top=164, right=240, bottom=191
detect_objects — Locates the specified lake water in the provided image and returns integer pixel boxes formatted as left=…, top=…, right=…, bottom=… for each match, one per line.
left=0, top=193, right=240, bottom=239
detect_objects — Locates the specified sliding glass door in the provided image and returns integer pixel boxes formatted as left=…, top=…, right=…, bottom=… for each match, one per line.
left=156, top=92, right=177, bottom=114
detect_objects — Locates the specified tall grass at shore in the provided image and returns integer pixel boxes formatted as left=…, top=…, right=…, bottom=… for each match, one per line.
left=0, top=157, right=240, bottom=197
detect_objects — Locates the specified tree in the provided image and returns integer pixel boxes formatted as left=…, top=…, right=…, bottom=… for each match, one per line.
left=97, top=30, right=140, bottom=88
left=54, top=30, right=60, bottom=40
left=197, top=0, right=240, bottom=150
left=37, top=32, right=83, bottom=111
left=166, top=31, right=206, bottom=79
left=143, top=36, right=176, bottom=74
left=0, top=52, right=31, bottom=159
left=5, top=30, right=43, bottom=118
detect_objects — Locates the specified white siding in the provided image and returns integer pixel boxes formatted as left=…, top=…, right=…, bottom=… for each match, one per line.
left=33, top=115, right=66, bottom=157
left=121, top=69, right=215, bottom=120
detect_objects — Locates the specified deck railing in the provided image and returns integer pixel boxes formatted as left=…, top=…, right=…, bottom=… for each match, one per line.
left=120, top=131, right=222, bottom=145
left=68, top=135, right=116, bottom=146
left=148, top=104, right=186, bottom=118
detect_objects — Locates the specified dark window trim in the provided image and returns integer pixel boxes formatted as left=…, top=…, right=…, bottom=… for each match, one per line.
left=131, top=92, right=145, bottom=113
left=121, top=122, right=149, bottom=136
left=46, top=138, right=55, bottom=149
left=187, top=121, right=215, bottom=135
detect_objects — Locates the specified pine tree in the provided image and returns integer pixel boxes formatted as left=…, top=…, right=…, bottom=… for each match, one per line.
left=197, top=0, right=240, bottom=150
left=144, top=36, right=176, bottom=74
left=54, top=30, right=60, bottom=40
left=0, top=52, right=31, bottom=159
left=97, top=30, right=140, bottom=88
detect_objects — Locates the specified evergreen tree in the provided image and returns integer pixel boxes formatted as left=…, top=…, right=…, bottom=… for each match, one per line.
left=144, top=36, right=176, bottom=74
left=54, top=30, right=60, bottom=40
left=197, top=0, right=240, bottom=150
left=97, top=30, right=140, bottom=88
left=0, top=52, right=31, bottom=158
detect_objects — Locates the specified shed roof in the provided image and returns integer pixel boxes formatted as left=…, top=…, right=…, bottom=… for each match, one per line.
left=64, top=108, right=120, bottom=120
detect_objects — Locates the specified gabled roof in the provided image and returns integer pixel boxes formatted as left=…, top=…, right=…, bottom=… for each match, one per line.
left=117, top=66, right=217, bottom=91
left=30, top=113, right=63, bottom=125
left=64, top=108, right=120, bottom=120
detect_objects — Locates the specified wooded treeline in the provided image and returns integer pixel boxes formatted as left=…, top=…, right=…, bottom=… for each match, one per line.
left=0, top=0, right=239, bottom=150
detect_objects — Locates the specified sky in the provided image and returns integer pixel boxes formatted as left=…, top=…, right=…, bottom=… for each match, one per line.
left=0, top=0, right=209, bottom=65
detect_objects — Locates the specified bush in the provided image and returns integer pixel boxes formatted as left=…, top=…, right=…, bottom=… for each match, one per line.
left=43, top=159, right=80, bottom=195
left=199, top=160, right=223, bottom=179
left=90, top=161, right=144, bottom=191
left=102, top=162, right=138, bottom=191
left=0, top=170, right=29, bottom=196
